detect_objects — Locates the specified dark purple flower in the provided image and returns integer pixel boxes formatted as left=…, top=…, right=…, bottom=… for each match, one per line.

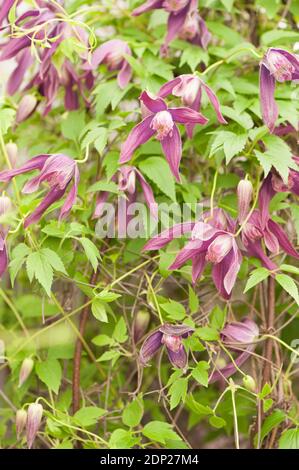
left=144, top=208, right=242, bottom=299
left=209, top=318, right=259, bottom=383
left=0, top=195, right=11, bottom=278
left=132, top=0, right=211, bottom=52
left=259, top=48, right=299, bottom=132
left=119, top=91, right=208, bottom=182
left=159, top=74, right=227, bottom=137
left=0, top=154, right=79, bottom=227
left=85, top=39, right=132, bottom=89
left=140, top=323, right=194, bottom=369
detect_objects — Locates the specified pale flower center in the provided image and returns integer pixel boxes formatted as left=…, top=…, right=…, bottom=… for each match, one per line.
left=118, top=169, right=136, bottom=194
left=151, top=110, right=174, bottom=140
left=267, top=52, right=294, bottom=82
left=173, top=76, right=200, bottom=106
left=163, top=0, right=189, bottom=13
left=205, top=234, right=233, bottom=263
left=107, top=50, right=123, bottom=69
left=161, top=334, right=182, bottom=352
left=179, top=13, right=199, bottom=40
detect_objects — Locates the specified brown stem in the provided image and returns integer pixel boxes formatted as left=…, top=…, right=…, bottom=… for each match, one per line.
left=72, top=270, right=98, bottom=414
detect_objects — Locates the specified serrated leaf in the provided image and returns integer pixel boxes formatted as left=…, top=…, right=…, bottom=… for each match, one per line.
left=196, top=326, right=219, bottom=341
left=244, top=268, right=270, bottom=292
left=79, top=237, right=100, bottom=272
left=139, top=157, right=176, bottom=202
left=191, top=361, right=209, bottom=387
left=122, top=394, right=144, bottom=427
left=160, top=300, right=186, bottom=321
left=113, top=317, right=128, bottom=343
left=256, top=135, right=294, bottom=183
left=276, top=274, right=299, bottom=305
left=61, top=110, right=85, bottom=141
left=188, top=285, right=199, bottom=314
left=42, top=248, right=67, bottom=275
left=26, top=251, right=53, bottom=296
left=73, top=406, right=106, bottom=427
left=87, top=181, right=119, bottom=194
left=279, top=428, right=299, bottom=449
left=223, top=133, right=247, bottom=163
left=142, top=421, right=179, bottom=444
left=35, top=359, right=62, bottom=394
left=91, top=298, right=108, bottom=322
left=168, top=378, right=188, bottom=410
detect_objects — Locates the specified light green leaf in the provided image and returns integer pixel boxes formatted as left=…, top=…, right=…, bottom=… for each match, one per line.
left=26, top=251, right=53, bottom=296
left=139, top=157, right=176, bottom=202
left=142, top=421, right=179, bottom=444
left=188, top=285, right=199, bottom=314
left=113, top=317, right=128, bottom=343
left=276, top=274, right=299, bottom=305
left=122, top=394, right=144, bottom=427
left=196, top=326, right=219, bottom=341
left=61, top=110, right=85, bottom=141
left=73, top=406, right=106, bottom=427
left=244, top=268, right=270, bottom=293
left=35, top=359, right=62, bottom=394
left=168, top=378, right=188, bottom=410
left=279, top=428, right=299, bottom=449
left=91, top=298, right=108, bottom=322
left=160, top=300, right=186, bottom=321
left=191, top=361, right=209, bottom=387
left=79, top=237, right=100, bottom=272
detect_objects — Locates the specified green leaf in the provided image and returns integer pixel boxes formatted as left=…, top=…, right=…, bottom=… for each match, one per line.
left=91, top=298, right=108, bottom=322
left=9, top=243, right=31, bottom=286
left=210, top=305, right=226, bottom=330
left=26, top=251, right=53, bottom=296
left=244, top=268, right=270, bottom=293
left=113, top=317, right=128, bottom=343
left=92, top=334, right=114, bottom=346
left=279, top=428, right=299, bottom=449
left=0, top=108, right=16, bottom=134
left=188, top=285, right=199, bottom=314
left=191, top=361, right=209, bottom=387
left=97, top=290, right=121, bottom=302
left=87, top=181, right=119, bottom=194
left=280, top=264, right=299, bottom=276
left=109, top=429, right=139, bottom=449
left=261, top=29, right=299, bottom=46
left=73, top=406, right=106, bottom=427
left=221, top=106, right=253, bottom=129
left=35, top=359, right=62, bottom=394
left=42, top=248, right=67, bottom=275
left=209, top=415, right=226, bottom=428
left=61, top=110, right=85, bottom=141
left=160, top=300, right=186, bottom=321
left=79, top=237, right=100, bottom=272
left=256, top=135, right=294, bottom=183
left=139, top=157, right=176, bottom=202
left=276, top=274, right=299, bottom=306
left=122, top=394, right=144, bottom=427
left=258, top=409, right=286, bottom=446
left=142, top=421, right=179, bottom=444
left=196, top=326, right=219, bottom=341
left=223, top=132, right=247, bottom=164
left=168, top=378, right=188, bottom=410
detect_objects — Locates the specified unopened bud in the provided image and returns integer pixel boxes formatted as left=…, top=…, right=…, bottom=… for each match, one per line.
left=243, top=374, right=256, bottom=392
left=19, top=358, right=34, bottom=387
left=237, top=179, right=253, bottom=223
left=16, top=409, right=27, bottom=438
left=5, top=142, right=18, bottom=167
left=16, top=95, right=37, bottom=123
left=134, top=310, right=150, bottom=343
left=26, top=402, right=43, bottom=449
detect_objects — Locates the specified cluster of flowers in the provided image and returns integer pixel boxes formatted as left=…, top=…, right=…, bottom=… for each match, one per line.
left=0, top=1, right=299, bottom=386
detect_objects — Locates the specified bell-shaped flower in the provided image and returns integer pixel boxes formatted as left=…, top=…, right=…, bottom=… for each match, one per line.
left=140, top=323, right=194, bottom=369
left=144, top=208, right=242, bottom=299
left=259, top=48, right=299, bottom=132
left=132, top=0, right=210, bottom=51
left=26, top=402, right=43, bottom=449
left=237, top=178, right=253, bottom=223
left=85, top=39, right=132, bottom=89
left=93, top=165, right=158, bottom=220
left=0, top=154, right=79, bottom=228
left=159, top=74, right=226, bottom=137
left=209, top=318, right=259, bottom=383
left=119, top=91, right=208, bottom=182
left=0, top=195, right=11, bottom=278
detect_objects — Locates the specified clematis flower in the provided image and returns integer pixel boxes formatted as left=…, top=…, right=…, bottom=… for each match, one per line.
left=261, top=157, right=299, bottom=198
left=93, top=165, right=158, bottom=221
left=132, top=0, right=210, bottom=52
left=119, top=91, right=208, bottom=181
left=209, top=318, right=259, bottom=383
left=0, top=154, right=79, bottom=228
left=26, top=402, right=43, bottom=449
left=241, top=176, right=299, bottom=270
left=144, top=208, right=242, bottom=299
left=0, top=195, right=11, bottom=278
left=140, top=323, right=194, bottom=369
left=237, top=178, right=253, bottom=223
left=158, top=74, right=227, bottom=137
left=0, top=0, right=18, bottom=27
left=259, top=48, right=299, bottom=132
left=85, top=39, right=132, bottom=89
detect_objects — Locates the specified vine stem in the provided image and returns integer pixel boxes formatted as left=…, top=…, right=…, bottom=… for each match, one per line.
left=72, top=270, right=98, bottom=415
left=263, top=276, right=275, bottom=387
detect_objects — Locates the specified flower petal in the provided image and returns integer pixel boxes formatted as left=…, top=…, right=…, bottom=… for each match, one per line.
left=161, top=123, right=182, bottom=182
left=24, top=186, right=66, bottom=228
left=0, top=155, right=49, bottom=183
left=119, top=116, right=155, bottom=163
left=166, top=346, right=188, bottom=369
left=132, top=0, right=163, bottom=16
left=59, top=165, right=80, bottom=220
left=170, top=107, right=208, bottom=125
left=0, top=240, right=8, bottom=278
left=192, top=252, right=206, bottom=284
left=268, top=219, right=299, bottom=259
left=160, top=323, right=193, bottom=337
left=169, top=239, right=209, bottom=270
left=135, top=169, right=158, bottom=219
left=117, top=60, right=132, bottom=89
left=7, top=49, right=33, bottom=95
left=143, top=221, right=195, bottom=251
left=139, top=91, right=167, bottom=113
left=202, top=83, right=227, bottom=124
left=259, top=63, right=278, bottom=133
left=164, top=7, right=189, bottom=47
left=158, top=77, right=182, bottom=98
left=140, top=330, right=163, bottom=365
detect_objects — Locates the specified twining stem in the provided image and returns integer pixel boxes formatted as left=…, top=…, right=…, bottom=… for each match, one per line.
left=263, top=276, right=275, bottom=387
left=72, top=270, right=99, bottom=414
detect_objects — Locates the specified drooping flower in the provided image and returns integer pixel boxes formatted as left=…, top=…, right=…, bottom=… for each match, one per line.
left=16, top=409, right=27, bottom=439
left=0, top=154, right=79, bottom=227
left=144, top=208, right=242, bottom=299
left=119, top=91, right=208, bottom=181
left=241, top=176, right=299, bottom=269
left=16, top=95, right=37, bottom=124
left=93, top=165, right=158, bottom=220
left=237, top=178, right=253, bottom=223
left=209, top=318, right=259, bottom=383
left=26, top=402, right=43, bottom=449
left=133, top=310, right=151, bottom=343
left=85, top=39, right=132, bottom=89
left=259, top=48, right=299, bottom=132
left=132, top=0, right=210, bottom=52
left=19, top=358, right=34, bottom=388
left=0, top=195, right=11, bottom=278
left=140, top=323, right=194, bottom=369
left=261, top=157, right=299, bottom=198
left=158, top=74, right=227, bottom=137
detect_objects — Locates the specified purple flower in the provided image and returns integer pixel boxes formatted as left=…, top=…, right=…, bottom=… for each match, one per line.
left=132, top=0, right=210, bottom=51
left=0, top=0, right=18, bottom=27
left=140, top=323, right=194, bottom=369
left=241, top=176, right=299, bottom=270
left=262, top=156, right=299, bottom=197
left=209, top=318, right=259, bottom=383
left=26, top=402, right=43, bottom=449
left=159, top=74, right=227, bottom=137
left=119, top=91, right=208, bottom=182
left=86, top=39, right=132, bottom=89
left=237, top=178, right=253, bottom=224
left=259, top=48, right=299, bottom=132
left=144, top=208, right=242, bottom=299
left=93, top=165, right=158, bottom=220
left=0, top=154, right=79, bottom=228
left=0, top=195, right=11, bottom=278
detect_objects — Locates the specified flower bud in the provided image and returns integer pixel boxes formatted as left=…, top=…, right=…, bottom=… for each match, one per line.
left=243, top=374, right=256, bottom=393
left=134, top=310, right=150, bottom=343
left=26, top=402, right=43, bottom=449
left=5, top=142, right=18, bottom=167
left=16, top=409, right=27, bottom=438
left=16, top=95, right=37, bottom=123
left=237, top=179, right=253, bottom=223
left=19, top=357, right=34, bottom=387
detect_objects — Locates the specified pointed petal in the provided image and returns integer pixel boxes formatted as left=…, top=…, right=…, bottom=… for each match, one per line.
left=169, top=107, right=208, bottom=125
left=245, top=240, right=277, bottom=270
left=0, top=241, right=8, bottom=278
left=202, top=83, right=227, bottom=124
left=209, top=349, right=252, bottom=383
left=0, top=155, right=49, bottom=183
left=165, top=8, right=189, bottom=47
left=140, top=330, right=163, bottom=365
left=160, top=323, right=193, bottom=336
left=7, top=49, right=33, bottom=95
left=166, top=346, right=188, bottom=369
left=143, top=221, right=195, bottom=251
left=263, top=226, right=280, bottom=254
left=24, top=186, right=66, bottom=228
left=119, top=116, right=155, bottom=163
left=169, top=239, right=209, bottom=270
left=132, top=0, right=163, bottom=16
left=268, top=219, right=299, bottom=259
left=161, top=123, right=182, bottom=182
left=59, top=165, right=80, bottom=220
left=117, top=60, right=132, bottom=89
left=136, top=169, right=158, bottom=219
left=223, top=242, right=242, bottom=295
left=192, top=252, right=206, bottom=284
left=158, top=77, right=182, bottom=98
left=259, top=63, right=278, bottom=133
left=139, top=91, right=167, bottom=113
